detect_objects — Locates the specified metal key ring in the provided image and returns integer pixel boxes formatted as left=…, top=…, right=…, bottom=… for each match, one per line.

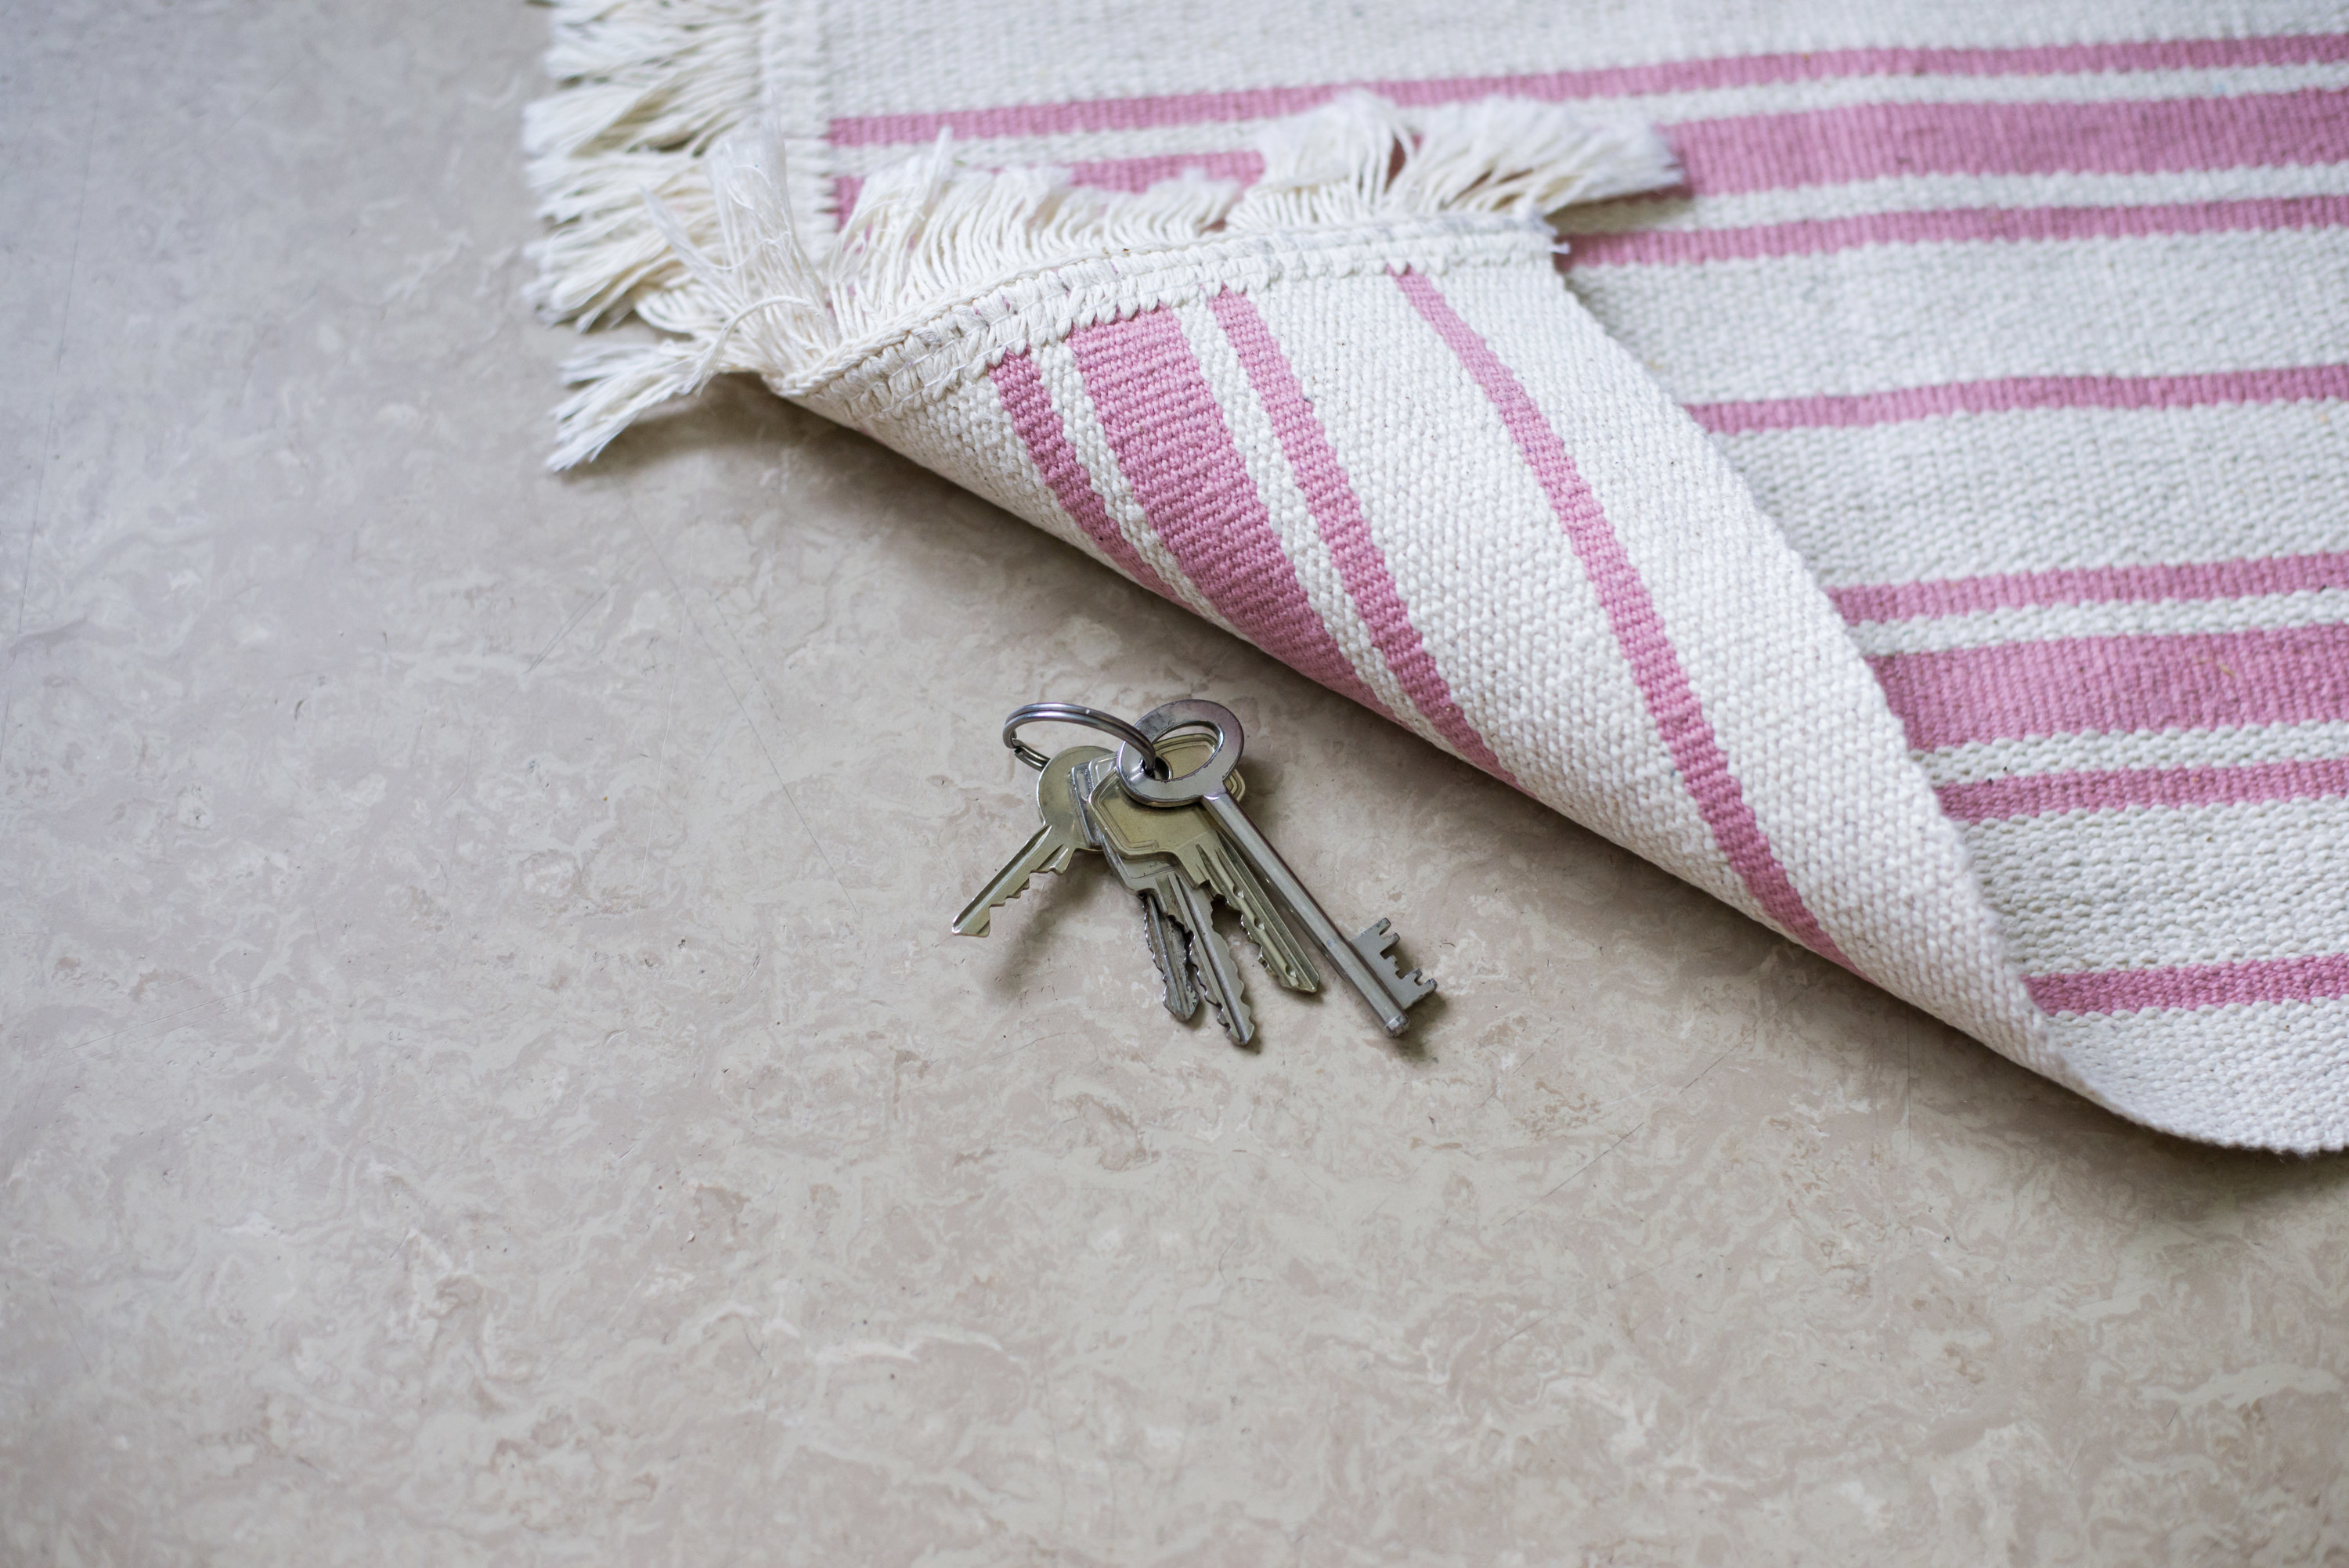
left=1002, top=702, right=1163, bottom=773
left=1114, top=699, right=1243, bottom=804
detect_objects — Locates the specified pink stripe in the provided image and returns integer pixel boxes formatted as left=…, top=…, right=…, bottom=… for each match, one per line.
left=1831, top=551, right=2349, bottom=623
left=829, top=36, right=2349, bottom=146
left=1566, top=195, right=2349, bottom=267
left=1690, top=366, right=2349, bottom=434
left=1940, top=758, right=2349, bottom=821
left=1065, top=308, right=1391, bottom=715
left=844, top=91, right=2349, bottom=211
left=1669, top=91, right=2349, bottom=196
left=989, top=350, right=1178, bottom=601
left=1871, top=625, right=2349, bottom=750
left=2028, top=952, right=2349, bottom=1014
left=1391, top=269, right=1850, bottom=968
left=1206, top=290, right=1517, bottom=785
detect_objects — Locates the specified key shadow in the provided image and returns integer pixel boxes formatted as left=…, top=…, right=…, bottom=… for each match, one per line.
left=980, top=866, right=1101, bottom=994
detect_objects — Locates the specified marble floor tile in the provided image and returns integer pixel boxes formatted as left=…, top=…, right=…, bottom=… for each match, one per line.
left=2, top=4, right=2344, bottom=1563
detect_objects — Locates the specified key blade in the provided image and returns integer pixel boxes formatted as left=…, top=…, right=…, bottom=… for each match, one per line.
left=951, top=824, right=1080, bottom=937
left=1096, top=832, right=1223, bottom=1029
left=1139, top=888, right=1200, bottom=1021
left=1351, top=918, right=1436, bottom=1008
left=1195, top=839, right=1319, bottom=993
left=954, top=744, right=1109, bottom=937
left=1193, top=789, right=1411, bottom=1035
left=1163, top=875, right=1254, bottom=1046
left=1087, top=764, right=1313, bottom=995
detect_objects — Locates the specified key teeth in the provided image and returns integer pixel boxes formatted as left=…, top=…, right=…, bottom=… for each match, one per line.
left=1141, top=896, right=1201, bottom=1022
left=1198, top=974, right=1255, bottom=1045
left=1353, top=918, right=1436, bottom=1007
left=1198, top=843, right=1319, bottom=993
left=1186, top=925, right=1256, bottom=1047
left=951, top=842, right=1078, bottom=937
left=1230, top=903, right=1319, bottom=993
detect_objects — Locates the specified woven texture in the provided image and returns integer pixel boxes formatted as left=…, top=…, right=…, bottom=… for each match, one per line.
left=527, top=2, right=2349, bottom=1150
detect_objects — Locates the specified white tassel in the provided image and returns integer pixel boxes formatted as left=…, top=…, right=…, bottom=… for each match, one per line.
left=524, top=0, right=763, bottom=161
left=825, top=143, right=1241, bottom=348
left=1231, top=91, right=1681, bottom=231
left=542, top=89, right=1682, bottom=469
left=547, top=133, right=831, bottom=469
left=548, top=338, right=711, bottom=470
left=527, top=150, right=717, bottom=326
left=522, top=0, right=763, bottom=331
left=547, top=134, right=1245, bottom=467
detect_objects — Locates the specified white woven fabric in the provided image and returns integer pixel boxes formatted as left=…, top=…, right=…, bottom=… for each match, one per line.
left=525, top=1, right=2349, bottom=1151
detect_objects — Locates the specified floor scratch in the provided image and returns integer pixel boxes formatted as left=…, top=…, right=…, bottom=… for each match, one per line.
left=627, top=492, right=853, bottom=900
left=525, top=583, right=610, bottom=674
left=2, top=96, right=99, bottom=772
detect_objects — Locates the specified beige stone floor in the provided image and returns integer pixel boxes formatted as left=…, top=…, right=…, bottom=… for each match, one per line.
left=5, top=4, right=2347, bottom=1564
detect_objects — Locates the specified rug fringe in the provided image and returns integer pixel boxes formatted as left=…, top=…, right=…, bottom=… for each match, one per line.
left=544, top=90, right=1683, bottom=468
left=1236, top=92, right=1680, bottom=229
left=523, top=0, right=763, bottom=329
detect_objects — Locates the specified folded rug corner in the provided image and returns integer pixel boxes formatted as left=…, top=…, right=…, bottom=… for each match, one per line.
left=521, top=0, right=2349, bottom=1154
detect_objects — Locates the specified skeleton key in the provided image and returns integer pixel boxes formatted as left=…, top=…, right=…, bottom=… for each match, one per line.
left=1084, top=767, right=1319, bottom=993
left=1112, top=700, right=1434, bottom=1036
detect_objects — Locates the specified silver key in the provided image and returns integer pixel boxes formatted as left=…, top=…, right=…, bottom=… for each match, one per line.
left=1111, top=701, right=1434, bottom=1036
left=1081, top=760, right=1255, bottom=1044
left=951, top=744, right=1102, bottom=936
left=1085, top=767, right=1319, bottom=993
left=1101, top=727, right=1239, bottom=1020
left=1145, top=861, right=1255, bottom=1046
left=952, top=744, right=1202, bottom=1026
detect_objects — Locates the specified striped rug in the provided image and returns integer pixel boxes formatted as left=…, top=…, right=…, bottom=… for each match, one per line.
left=528, top=2, right=2349, bottom=1148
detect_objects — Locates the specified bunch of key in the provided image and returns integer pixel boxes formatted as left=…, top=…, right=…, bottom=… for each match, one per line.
left=952, top=699, right=1434, bottom=1044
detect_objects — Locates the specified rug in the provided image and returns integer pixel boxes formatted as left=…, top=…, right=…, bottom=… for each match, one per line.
left=522, top=0, right=2349, bottom=1152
